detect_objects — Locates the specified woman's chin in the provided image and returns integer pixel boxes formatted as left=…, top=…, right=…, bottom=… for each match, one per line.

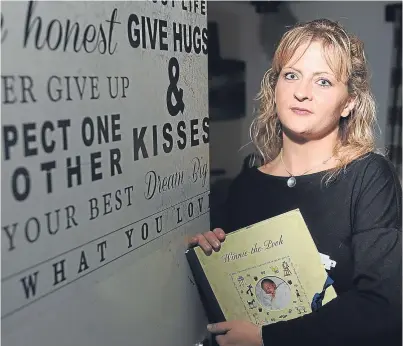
left=282, top=126, right=312, bottom=143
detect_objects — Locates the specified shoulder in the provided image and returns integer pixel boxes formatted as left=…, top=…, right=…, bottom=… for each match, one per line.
left=349, top=152, right=402, bottom=228
left=227, top=167, right=261, bottom=196
left=357, top=151, right=397, bottom=172
left=349, top=152, right=401, bottom=188
left=225, top=167, right=264, bottom=215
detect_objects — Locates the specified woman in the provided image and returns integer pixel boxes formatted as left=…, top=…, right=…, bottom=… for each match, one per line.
left=189, top=19, right=402, bottom=346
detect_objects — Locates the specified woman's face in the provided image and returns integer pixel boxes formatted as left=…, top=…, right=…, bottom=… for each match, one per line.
left=274, top=41, right=355, bottom=142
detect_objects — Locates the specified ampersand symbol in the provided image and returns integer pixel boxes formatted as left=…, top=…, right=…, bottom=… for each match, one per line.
left=166, top=57, right=185, bottom=116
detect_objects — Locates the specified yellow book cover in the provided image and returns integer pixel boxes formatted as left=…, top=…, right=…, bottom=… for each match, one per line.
left=186, top=209, right=337, bottom=326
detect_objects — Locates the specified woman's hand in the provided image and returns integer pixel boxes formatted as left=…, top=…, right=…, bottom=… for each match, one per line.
left=207, top=321, right=264, bottom=346
left=188, top=228, right=226, bottom=255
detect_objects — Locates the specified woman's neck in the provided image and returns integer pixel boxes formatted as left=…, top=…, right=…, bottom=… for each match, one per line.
left=279, top=133, right=338, bottom=175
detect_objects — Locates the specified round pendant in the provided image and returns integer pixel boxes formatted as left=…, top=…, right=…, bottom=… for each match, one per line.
left=287, top=176, right=296, bottom=188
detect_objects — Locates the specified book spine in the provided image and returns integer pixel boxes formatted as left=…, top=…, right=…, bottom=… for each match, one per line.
left=186, top=249, right=226, bottom=323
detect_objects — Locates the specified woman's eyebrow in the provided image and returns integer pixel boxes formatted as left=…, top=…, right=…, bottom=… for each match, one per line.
left=284, top=67, right=334, bottom=77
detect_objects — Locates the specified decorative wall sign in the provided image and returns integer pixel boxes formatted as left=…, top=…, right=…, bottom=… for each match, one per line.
left=1, top=2, right=209, bottom=345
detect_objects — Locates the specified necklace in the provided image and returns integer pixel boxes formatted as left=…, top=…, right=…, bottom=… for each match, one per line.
left=280, top=149, right=333, bottom=188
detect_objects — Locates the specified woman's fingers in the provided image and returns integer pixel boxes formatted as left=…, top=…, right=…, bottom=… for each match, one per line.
left=188, top=228, right=226, bottom=255
left=197, top=233, right=213, bottom=255
left=213, top=228, right=226, bottom=242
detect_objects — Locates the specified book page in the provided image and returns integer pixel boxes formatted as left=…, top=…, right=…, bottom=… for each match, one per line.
left=195, top=209, right=337, bottom=326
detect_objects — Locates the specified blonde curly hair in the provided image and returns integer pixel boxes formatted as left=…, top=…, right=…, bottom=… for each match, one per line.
left=250, top=19, right=378, bottom=181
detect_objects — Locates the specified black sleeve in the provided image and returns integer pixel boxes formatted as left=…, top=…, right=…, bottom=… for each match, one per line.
left=223, top=172, right=246, bottom=234
left=261, top=156, right=402, bottom=346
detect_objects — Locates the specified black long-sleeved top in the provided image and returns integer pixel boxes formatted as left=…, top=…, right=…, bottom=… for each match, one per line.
left=224, top=152, right=402, bottom=346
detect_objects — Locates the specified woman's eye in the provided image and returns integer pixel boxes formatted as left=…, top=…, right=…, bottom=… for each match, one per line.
left=284, top=72, right=297, bottom=80
left=317, top=79, right=332, bottom=87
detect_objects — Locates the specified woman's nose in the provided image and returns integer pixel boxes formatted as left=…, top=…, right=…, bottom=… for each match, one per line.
left=294, top=81, right=313, bottom=101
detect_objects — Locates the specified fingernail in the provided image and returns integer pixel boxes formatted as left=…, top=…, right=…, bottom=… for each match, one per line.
left=214, top=241, right=220, bottom=248
left=207, top=324, right=212, bottom=331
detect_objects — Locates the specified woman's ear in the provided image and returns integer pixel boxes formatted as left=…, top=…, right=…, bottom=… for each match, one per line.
left=341, top=96, right=356, bottom=118
left=274, top=85, right=277, bottom=105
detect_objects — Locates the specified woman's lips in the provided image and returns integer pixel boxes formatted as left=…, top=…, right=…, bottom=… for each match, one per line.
left=290, top=107, right=313, bottom=115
